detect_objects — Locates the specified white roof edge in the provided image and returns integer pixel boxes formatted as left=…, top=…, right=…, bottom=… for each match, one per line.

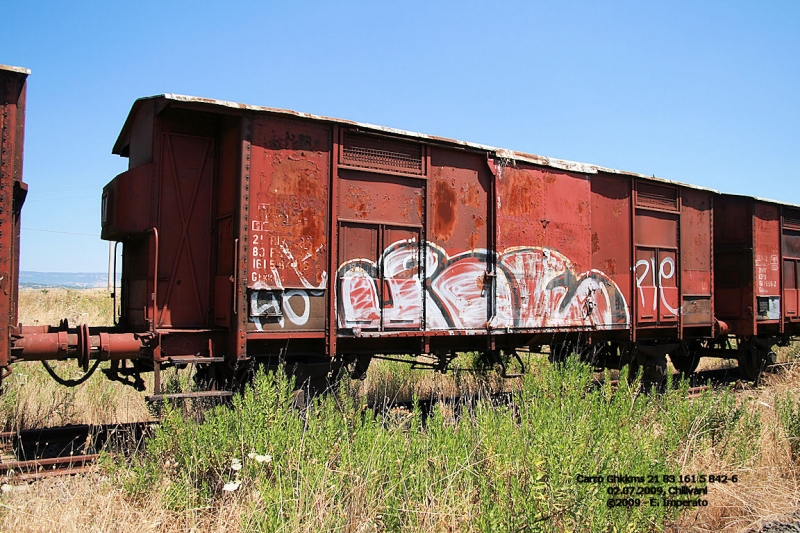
left=0, top=64, right=31, bottom=75
left=150, top=94, right=794, bottom=206
left=719, top=192, right=800, bottom=209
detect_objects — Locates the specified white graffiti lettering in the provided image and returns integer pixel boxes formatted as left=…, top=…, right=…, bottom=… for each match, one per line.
left=337, top=241, right=630, bottom=331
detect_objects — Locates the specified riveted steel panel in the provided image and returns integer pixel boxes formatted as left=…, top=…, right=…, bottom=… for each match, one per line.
left=754, top=203, right=781, bottom=321
left=784, top=259, right=798, bottom=318
left=339, top=169, right=424, bottom=226
left=427, top=148, right=490, bottom=330
left=247, top=117, right=330, bottom=332
left=590, top=173, right=632, bottom=313
left=680, top=188, right=713, bottom=326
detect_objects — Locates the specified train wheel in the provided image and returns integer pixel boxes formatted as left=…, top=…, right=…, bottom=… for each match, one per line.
left=737, top=348, right=764, bottom=382
left=625, top=344, right=668, bottom=390
left=641, top=358, right=668, bottom=389
left=670, top=343, right=701, bottom=377
left=623, top=358, right=668, bottom=387
left=286, top=358, right=346, bottom=400
left=618, top=344, right=639, bottom=382
left=737, top=344, right=776, bottom=383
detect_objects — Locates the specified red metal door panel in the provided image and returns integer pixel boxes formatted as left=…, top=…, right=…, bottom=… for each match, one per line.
left=338, top=170, right=424, bottom=226
left=783, top=232, right=800, bottom=322
left=796, top=262, right=800, bottom=320
left=634, top=211, right=678, bottom=248
left=491, top=168, right=630, bottom=331
left=680, top=189, right=713, bottom=325
left=335, top=156, right=425, bottom=331
left=246, top=117, right=331, bottom=333
left=635, top=206, right=680, bottom=328
left=496, top=165, right=592, bottom=271
left=657, top=249, right=679, bottom=322
left=337, top=224, right=423, bottom=331
left=754, top=203, right=781, bottom=321
left=429, top=148, right=488, bottom=255
left=338, top=223, right=380, bottom=329
left=635, top=247, right=679, bottom=324
left=496, top=165, right=544, bottom=251
left=713, top=196, right=754, bottom=334
left=381, top=227, right=422, bottom=329
left=212, top=119, right=241, bottom=328
left=156, top=133, right=214, bottom=327
left=785, top=260, right=798, bottom=318
left=635, top=248, right=658, bottom=323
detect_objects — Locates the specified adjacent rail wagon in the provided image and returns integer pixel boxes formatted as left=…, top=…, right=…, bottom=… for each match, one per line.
left=1, top=64, right=797, bottom=397
left=0, top=64, right=28, bottom=384
left=711, top=195, right=800, bottom=378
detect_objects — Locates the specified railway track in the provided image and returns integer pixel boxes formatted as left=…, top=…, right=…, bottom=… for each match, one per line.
left=0, top=422, right=157, bottom=482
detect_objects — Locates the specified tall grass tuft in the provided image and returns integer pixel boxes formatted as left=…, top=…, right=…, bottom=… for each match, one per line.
left=115, top=358, right=769, bottom=532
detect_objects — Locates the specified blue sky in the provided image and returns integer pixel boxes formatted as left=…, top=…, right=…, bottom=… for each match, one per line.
left=5, top=1, right=799, bottom=272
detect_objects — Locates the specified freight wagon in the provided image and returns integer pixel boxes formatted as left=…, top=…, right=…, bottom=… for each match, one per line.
left=2, top=64, right=798, bottom=397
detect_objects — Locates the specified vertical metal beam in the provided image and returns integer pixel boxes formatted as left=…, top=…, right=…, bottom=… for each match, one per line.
left=779, top=205, right=785, bottom=335
left=485, top=154, right=499, bottom=348
left=677, top=188, right=684, bottom=339
left=0, top=66, right=29, bottom=383
left=327, top=125, right=340, bottom=358
left=236, top=116, right=251, bottom=361
left=630, top=177, right=637, bottom=342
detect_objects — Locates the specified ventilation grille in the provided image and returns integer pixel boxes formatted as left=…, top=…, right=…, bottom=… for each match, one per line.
left=341, top=131, right=424, bottom=175
left=636, top=182, right=679, bottom=211
left=785, top=209, right=800, bottom=230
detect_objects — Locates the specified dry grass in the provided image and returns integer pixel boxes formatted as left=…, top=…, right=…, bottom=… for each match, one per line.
left=669, top=354, right=800, bottom=532
left=17, top=288, right=116, bottom=327
left=1, top=288, right=150, bottom=430
left=0, top=474, right=241, bottom=533
left=3, top=288, right=800, bottom=531
left=0, top=361, right=152, bottom=430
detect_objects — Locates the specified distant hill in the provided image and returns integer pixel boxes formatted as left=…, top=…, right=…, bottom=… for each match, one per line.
left=19, top=271, right=116, bottom=289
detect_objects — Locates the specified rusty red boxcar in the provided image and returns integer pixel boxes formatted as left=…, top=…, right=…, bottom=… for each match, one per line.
left=97, top=94, right=730, bottom=390
left=713, top=195, right=800, bottom=378
left=2, top=66, right=797, bottom=395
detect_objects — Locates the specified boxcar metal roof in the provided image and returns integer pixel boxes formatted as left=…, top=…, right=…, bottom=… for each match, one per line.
left=113, top=93, right=798, bottom=209
left=0, top=64, right=31, bottom=75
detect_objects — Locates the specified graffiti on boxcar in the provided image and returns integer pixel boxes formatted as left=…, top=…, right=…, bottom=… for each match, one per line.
left=249, top=288, right=324, bottom=330
left=634, top=256, right=680, bottom=316
left=249, top=229, right=328, bottom=291
left=337, top=240, right=629, bottom=330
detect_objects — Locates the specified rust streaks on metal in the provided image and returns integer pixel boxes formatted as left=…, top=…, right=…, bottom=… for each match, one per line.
left=432, top=178, right=457, bottom=242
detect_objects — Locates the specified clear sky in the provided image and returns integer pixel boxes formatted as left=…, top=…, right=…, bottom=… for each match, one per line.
left=5, top=0, right=799, bottom=272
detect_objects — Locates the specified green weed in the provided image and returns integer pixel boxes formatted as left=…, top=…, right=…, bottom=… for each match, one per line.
left=117, top=359, right=755, bottom=532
